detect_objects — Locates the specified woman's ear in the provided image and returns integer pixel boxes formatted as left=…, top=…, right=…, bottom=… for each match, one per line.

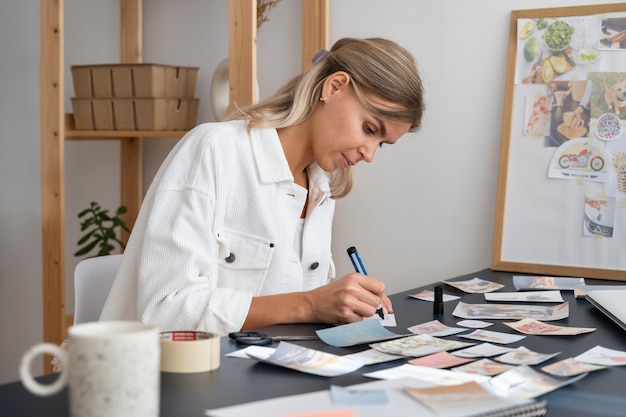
left=322, top=71, right=351, bottom=98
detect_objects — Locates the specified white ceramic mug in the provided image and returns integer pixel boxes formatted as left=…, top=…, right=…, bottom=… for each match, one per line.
left=20, top=321, right=160, bottom=417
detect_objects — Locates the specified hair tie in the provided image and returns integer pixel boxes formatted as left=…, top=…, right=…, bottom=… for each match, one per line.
left=311, top=48, right=330, bottom=65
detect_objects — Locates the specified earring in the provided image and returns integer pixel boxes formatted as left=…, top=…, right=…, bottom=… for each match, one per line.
left=320, top=96, right=328, bottom=101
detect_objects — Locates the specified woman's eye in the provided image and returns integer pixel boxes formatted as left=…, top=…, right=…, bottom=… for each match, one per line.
left=364, top=124, right=375, bottom=135
left=378, top=142, right=384, bottom=149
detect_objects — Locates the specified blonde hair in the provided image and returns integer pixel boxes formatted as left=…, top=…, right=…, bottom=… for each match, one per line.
left=228, top=37, right=425, bottom=198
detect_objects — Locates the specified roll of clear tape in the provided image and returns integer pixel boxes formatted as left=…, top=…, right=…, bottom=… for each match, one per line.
left=160, top=331, right=220, bottom=373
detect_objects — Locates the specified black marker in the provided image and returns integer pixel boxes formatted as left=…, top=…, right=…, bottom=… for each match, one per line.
left=433, top=285, right=444, bottom=316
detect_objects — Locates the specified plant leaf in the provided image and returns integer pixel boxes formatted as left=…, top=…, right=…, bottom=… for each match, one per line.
left=74, top=240, right=99, bottom=256
left=77, top=229, right=97, bottom=245
left=77, top=208, right=91, bottom=218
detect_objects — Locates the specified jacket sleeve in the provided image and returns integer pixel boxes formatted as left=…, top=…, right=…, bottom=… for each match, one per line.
left=135, top=186, right=253, bottom=335
left=130, top=124, right=253, bottom=335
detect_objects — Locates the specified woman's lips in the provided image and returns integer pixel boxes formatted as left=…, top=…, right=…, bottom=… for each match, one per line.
left=341, top=154, right=353, bottom=168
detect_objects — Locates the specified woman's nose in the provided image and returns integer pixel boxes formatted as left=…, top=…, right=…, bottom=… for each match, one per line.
left=360, top=143, right=377, bottom=163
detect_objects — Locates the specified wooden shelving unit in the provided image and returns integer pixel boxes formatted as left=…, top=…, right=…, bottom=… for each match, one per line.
left=39, top=0, right=328, bottom=373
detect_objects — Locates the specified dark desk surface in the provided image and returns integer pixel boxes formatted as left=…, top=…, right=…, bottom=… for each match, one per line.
left=4, top=269, right=626, bottom=417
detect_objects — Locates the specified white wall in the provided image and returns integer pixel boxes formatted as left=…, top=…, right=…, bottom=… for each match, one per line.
left=1, top=0, right=622, bottom=384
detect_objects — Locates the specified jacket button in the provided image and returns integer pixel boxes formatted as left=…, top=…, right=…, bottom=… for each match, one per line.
left=225, top=253, right=236, bottom=263
left=309, top=262, right=319, bottom=270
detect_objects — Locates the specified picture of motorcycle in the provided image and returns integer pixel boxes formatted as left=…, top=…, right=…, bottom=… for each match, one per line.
left=558, top=146, right=605, bottom=171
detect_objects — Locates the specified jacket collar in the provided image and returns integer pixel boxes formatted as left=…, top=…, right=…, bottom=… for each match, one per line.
left=249, top=126, right=331, bottom=199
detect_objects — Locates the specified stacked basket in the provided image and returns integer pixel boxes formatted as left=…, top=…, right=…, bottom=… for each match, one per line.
left=71, top=63, right=199, bottom=131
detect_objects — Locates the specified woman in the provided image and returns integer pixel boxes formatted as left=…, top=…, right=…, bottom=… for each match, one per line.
left=100, top=37, right=425, bottom=335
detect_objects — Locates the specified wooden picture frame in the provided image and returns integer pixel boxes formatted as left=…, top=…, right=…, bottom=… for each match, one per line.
left=492, top=3, right=626, bottom=280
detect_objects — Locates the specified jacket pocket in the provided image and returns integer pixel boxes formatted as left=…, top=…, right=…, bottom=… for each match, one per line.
left=216, top=226, right=274, bottom=293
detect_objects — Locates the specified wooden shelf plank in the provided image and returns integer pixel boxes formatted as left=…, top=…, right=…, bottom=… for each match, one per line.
left=40, top=0, right=66, bottom=375
left=64, top=114, right=186, bottom=139
left=120, top=0, right=143, bottom=239
left=65, top=131, right=187, bottom=139
left=229, top=0, right=256, bottom=112
left=301, top=0, right=329, bottom=70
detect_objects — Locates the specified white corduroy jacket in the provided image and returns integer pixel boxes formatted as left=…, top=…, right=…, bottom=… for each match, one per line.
left=100, top=121, right=336, bottom=335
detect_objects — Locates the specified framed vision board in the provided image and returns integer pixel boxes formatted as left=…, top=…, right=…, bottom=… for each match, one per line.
left=492, top=3, right=626, bottom=280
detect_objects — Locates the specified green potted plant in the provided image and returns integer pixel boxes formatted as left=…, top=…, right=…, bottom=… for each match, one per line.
left=75, top=201, right=131, bottom=257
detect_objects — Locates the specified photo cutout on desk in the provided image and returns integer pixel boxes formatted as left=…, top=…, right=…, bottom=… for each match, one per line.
left=408, top=351, right=476, bottom=369
left=495, top=346, right=561, bottom=365
left=410, top=289, right=460, bottom=302
left=541, top=357, right=606, bottom=377
left=575, top=345, right=626, bottom=366
left=451, top=342, right=516, bottom=358
left=459, top=329, right=526, bottom=344
left=451, top=358, right=516, bottom=376
left=452, top=301, right=569, bottom=320
left=407, top=320, right=468, bottom=337
left=484, top=290, right=564, bottom=303
left=369, top=334, right=474, bottom=357
left=442, top=277, right=504, bottom=293
left=504, top=318, right=596, bottom=335
left=489, top=364, right=588, bottom=399
left=513, top=275, right=586, bottom=290
left=245, top=341, right=364, bottom=377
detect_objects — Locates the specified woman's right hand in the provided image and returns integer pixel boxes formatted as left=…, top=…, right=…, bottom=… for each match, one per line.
left=304, top=273, right=390, bottom=324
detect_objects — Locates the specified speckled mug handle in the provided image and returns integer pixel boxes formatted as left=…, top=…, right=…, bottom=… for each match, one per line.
left=19, top=343, right=68, bottom=396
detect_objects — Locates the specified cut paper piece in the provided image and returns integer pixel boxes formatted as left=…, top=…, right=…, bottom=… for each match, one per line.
left=245, top=341, right=363, bottom=377
left=363, top=313, right=397, bottom=327
left=541, top=358, right=606, bottom=377
left=408, top=351, right=476, bottom=369
left=364, top=363, right=490, bottom=386
left=329, top=385, right=389, bottom=406
left=575, top=345, right=626, bottom=366
left=226, top=345, right=275, bottom=359
left=595, top=112, right=622, bottom=141
left=451, top=358, right=516, bottom=376
left=403, top=381, right=545, bottom=417
left=451, top=343, right=516, bottom=358
left=407, top=320, right=468, bottom=337
left=484, top=290, right=564, bottom=303
left=583, top=194, right=616, bottom=238
left=459, top=329, right=526, bottom=344
left=442, top=277, right=504, bottom=293
left=487, top=364, right=588, bottom=399
left=495, top=346, right=560, bottom=365
left=369, top=334, right=474, bottom=357
left=548, top=137, right=611, bottom=182
left=456, top=320, right=493, bottom=329
left=316, top=317, right=404, bottom=347
left=410, top=289, right=460, bottom=302
left=343, top=348, right=404, bottom=365
left=513, top=275, right=585, bottom=290
left=504, top=318, right=596, bottom=335
left=452, top=301, right=569, bottom=321
left=523, top=93, right=551, bottom=137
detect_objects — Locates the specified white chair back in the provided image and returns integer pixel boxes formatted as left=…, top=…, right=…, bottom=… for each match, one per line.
left=73, top=254, right=123, bottom=325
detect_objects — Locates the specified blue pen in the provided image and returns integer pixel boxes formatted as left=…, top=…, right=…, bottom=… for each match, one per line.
left=346, top=246, right=385, bottom=319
